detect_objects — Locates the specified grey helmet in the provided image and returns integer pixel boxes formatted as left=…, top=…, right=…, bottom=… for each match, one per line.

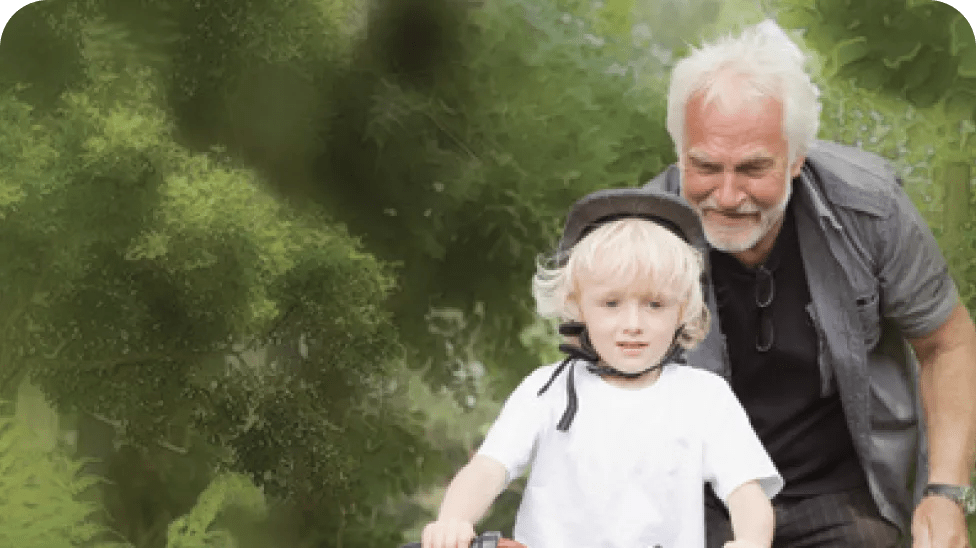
left=557, top=187, right=707, bottom=261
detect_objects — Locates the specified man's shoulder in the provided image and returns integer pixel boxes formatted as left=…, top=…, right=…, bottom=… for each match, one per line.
left=642, top=164, right=681, bottom=194
left=804, top=140, right=901, bottom=217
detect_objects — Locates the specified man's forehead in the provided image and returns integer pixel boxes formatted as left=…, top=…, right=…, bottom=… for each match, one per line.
left=685, top=93, right=784, bottom=132
left=682, top=94, right=788, bottom=162
left=688, top=90, right=779, bottom=117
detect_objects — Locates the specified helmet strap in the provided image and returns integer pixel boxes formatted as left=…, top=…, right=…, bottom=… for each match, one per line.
left=585, top=328, right=686, bottom=379
left=538, top=322, right=687, bottom=431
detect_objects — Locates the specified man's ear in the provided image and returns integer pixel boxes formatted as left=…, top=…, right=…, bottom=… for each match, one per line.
left=789, top=155, right=806, bottom=179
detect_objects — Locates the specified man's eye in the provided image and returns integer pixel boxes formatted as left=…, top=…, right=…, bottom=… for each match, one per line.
left=738, top=163, right=773, bottom=177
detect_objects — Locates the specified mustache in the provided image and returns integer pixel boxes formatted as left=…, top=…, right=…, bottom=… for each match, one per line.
left=696, top=195, right=761, bottom=214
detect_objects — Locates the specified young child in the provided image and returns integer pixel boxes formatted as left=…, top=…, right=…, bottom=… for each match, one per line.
left=420, top=188, right=782, bottom=548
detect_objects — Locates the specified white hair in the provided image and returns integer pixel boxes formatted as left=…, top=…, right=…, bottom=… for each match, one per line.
left=532, top=218, right=709, bottom=349
left=666, top=20, right=821, bottom=164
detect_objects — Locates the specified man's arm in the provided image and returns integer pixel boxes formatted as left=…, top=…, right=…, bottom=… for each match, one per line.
left=422, top=455, right=508, bottom=548
left=724, top=480, right=774, bottom=548
left=908, top=303, right=976, bottom=548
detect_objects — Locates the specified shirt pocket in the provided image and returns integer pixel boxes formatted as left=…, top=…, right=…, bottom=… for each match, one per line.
left=855, top=290, right=882, bottom=349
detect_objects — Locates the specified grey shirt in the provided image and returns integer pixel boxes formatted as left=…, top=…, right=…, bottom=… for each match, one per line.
left=645, top=140, right=958, bottom=533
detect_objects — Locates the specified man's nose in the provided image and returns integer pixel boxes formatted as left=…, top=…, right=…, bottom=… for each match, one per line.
left=713, top=171, right=745, bottom=209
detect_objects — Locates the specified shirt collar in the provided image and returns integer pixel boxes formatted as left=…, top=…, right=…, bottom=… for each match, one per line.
left=795, top=161, right=843, bottom=232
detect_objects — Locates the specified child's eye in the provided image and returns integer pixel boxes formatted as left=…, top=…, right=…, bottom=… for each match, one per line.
left=645, top=296, right=674, bottom=308
left=603, top=300, right=619, bottom=308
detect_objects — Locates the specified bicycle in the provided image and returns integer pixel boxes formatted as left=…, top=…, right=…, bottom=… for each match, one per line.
left=398, top=530, right=527, bottom=548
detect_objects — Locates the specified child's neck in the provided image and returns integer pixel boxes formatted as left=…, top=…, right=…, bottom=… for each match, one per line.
left=598, top=366, right=663, bottom=390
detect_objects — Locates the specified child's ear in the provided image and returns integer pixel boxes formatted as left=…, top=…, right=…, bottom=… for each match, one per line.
left=682, top=302, right=710, bottom=347
left=677, top=301, right=689, bottom=324
left=564, top=293, right=582, bottom=321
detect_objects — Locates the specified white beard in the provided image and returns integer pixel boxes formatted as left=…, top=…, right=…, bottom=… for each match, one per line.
left=691, top=171, right=792, bottom=254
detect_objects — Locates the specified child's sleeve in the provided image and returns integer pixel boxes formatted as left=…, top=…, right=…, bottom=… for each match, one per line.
left=476, top=367, right=551, bottom=485
left=701, top=376, right=783, bottom=503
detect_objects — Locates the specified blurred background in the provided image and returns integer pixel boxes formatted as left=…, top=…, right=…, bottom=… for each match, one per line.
left=0, top=0, right=973, bottom=546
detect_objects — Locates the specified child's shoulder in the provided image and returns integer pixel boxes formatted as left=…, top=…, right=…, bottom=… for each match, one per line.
left=508, top=362, right=568, bottom=393
left=520, top=362, right=562, bottom=383
left=534, top=361, right=564, bottom=376
left=666, top=367, right=742, bottom=421
left=666, top=365, right=732, bottom=393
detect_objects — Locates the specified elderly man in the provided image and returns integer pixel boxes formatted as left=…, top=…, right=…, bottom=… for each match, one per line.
left=644, top=20, right=976, bottom=548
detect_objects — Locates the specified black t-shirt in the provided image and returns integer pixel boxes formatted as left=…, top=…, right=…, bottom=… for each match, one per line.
left=710, top=200, right=866, bottom=498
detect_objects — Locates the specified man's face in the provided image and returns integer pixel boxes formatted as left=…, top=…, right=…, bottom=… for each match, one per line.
left=679, top=94, right=804, bottom=265
left=575, top=272, right=682, bottom=376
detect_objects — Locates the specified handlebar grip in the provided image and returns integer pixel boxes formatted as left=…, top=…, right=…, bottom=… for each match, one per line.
left=398, top=530, right=509, bottom=548
left=473, top=531, right=501, bottom=547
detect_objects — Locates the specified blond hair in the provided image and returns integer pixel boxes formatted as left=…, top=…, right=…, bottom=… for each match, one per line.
left=532, top=218, right=709, bottom=349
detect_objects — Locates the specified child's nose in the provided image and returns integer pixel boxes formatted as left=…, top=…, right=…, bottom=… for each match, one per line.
left=622, top=303, right=642, bottom=329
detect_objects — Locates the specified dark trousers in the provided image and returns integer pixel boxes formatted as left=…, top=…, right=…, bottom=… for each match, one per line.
left=705, top=486, right=901, bottom=548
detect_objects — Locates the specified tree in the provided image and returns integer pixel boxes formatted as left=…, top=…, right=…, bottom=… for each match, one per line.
left=0, top=4, right=441, bottom=544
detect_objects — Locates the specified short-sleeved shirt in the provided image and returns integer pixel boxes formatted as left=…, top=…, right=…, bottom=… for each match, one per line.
left=478, top=363, right=782, bottom=548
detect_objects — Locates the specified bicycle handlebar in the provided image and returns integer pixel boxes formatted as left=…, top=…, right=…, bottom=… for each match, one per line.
left=399, top=530, right=526, bottom=548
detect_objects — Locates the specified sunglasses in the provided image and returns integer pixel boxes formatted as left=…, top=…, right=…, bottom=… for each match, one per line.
left=755, top=265, right=775, bottom=352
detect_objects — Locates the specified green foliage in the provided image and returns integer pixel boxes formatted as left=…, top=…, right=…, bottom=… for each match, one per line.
left=553, top=0, right=723, bottom=55
left=0, top=3, right=436, bottom=545
left=777, top=0, right=976, bottom=116
left=165, top=473, right=266, bottom=548
left=0, top=414, right=127, bottom=548
left=305, top=0, right=680, bottom=399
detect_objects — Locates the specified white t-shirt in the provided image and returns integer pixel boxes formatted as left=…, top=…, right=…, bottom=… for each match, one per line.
left=478, top=362, right=782, bottom=548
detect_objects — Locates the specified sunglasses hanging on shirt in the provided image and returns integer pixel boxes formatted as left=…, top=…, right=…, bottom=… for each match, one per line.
left=755, top=265, right=775, bottom=352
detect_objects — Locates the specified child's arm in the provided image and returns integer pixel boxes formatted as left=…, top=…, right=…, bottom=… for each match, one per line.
left=421, top=454, right=508, bottom=548
left=723, top=480, right=774, bottom=548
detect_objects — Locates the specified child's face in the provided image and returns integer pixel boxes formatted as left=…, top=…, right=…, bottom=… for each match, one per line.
left=575, top=271, right=682, bottom=375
